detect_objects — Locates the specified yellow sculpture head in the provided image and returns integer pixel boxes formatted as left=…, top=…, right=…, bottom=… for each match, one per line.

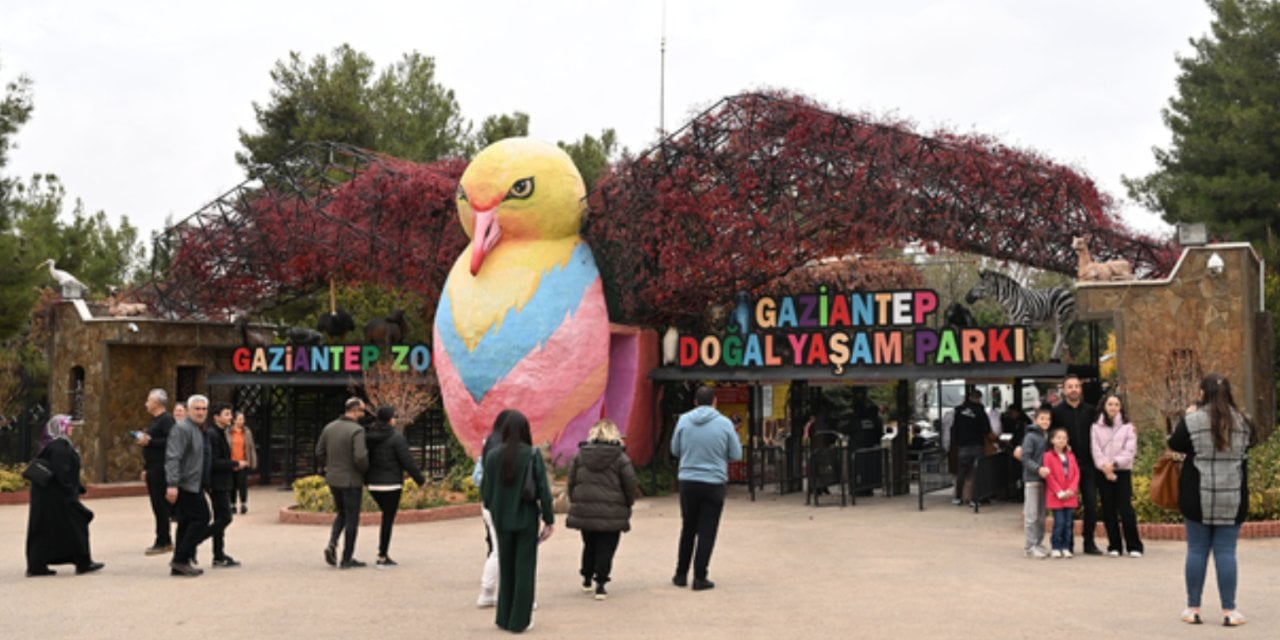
left=456, top=137, right=587, bottom=275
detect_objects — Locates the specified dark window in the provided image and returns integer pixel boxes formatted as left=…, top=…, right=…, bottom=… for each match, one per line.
left=176, top=366, right=202, bottom=404
left=69, top=367, right=85, bottom=420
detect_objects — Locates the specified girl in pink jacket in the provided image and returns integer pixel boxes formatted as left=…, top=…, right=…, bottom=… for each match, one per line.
left=1043, top=427, right=1080, bottom=558
left=1090, top=394, right=1143, bottom=557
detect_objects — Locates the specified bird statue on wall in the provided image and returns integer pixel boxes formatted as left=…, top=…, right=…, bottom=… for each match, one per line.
left=434, top=138, right=610, bottom=462
left=37, top=259, right=89, bottom=299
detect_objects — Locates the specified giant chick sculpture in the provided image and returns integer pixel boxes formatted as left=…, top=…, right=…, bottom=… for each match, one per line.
left=434, top=138, right=610, bottom=462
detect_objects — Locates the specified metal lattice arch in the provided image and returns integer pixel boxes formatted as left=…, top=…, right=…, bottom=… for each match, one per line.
left=141, top=144, right=469, bottom=320
left=148, top=92, right=1176, bottom=326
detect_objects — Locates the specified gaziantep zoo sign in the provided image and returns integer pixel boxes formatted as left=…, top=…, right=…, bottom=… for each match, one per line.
left=231, top=344, right=432, bottom=374
left=677, top=288, right=1028, bottom=375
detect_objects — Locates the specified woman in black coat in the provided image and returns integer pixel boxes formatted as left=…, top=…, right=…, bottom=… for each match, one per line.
left=26, top=415, right=103, bottom=577
left=566, top=419, right=639, bottom=600
left=364, top=405, right=426, bottom=567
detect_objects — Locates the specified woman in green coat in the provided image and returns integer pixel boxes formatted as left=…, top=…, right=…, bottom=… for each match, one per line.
left=481, top=409, right=555, bottom=632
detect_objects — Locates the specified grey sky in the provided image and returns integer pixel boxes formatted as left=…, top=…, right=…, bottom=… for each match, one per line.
left=1, top=1, right=1212, bottom=243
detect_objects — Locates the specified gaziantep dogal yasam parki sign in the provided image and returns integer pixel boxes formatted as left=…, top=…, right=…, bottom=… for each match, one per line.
left=675, top=288, right=1028, bottom=375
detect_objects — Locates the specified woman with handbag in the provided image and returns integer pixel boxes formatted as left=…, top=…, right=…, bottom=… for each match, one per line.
left=1168, top=374, right=1255, bottom=627
left=1090, top=394, right=1144, bottom=558
left=25, top=415, right=104, bottom=577
left=473, top=415, right=505, bottom=608
left=480, top=409, right=555, bottom=633
left=227, top=411, right=258, bottom=514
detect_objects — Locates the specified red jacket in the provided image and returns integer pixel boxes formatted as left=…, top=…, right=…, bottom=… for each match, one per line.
left=1043, top=449, right=1080, bottom=509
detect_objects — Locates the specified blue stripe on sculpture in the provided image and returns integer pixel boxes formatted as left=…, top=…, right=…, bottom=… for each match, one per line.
left=436, top=242, right=601, bottom=402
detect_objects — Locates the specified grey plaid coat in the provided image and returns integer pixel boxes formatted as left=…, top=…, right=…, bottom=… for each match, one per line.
left=1168, top=409, right=1252, bottom=526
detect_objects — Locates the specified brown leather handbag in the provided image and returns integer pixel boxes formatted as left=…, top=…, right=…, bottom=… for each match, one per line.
left=1149, top=450, right=1185, bottom=510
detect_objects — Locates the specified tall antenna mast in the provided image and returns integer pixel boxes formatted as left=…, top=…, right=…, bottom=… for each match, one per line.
left=660, top=0, right=667, bottom=139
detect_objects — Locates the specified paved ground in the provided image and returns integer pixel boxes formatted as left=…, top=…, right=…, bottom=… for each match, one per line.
left=1, top=486, right=1277, bottom=639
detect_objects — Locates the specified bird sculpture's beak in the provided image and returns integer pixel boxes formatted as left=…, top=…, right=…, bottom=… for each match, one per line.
left=469, top=208, right=501, bottom=276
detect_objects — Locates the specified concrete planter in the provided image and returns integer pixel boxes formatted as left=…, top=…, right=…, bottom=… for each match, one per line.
left=1063, top=520, right=1280, bottom=541
left=0, top=481, right=149, bottom=505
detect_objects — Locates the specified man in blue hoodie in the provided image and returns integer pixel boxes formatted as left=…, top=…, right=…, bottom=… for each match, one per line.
left=671, top=386, right=743, bottom=591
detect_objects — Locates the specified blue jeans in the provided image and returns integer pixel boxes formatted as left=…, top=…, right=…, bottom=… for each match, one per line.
left=1050, top=508, right=1074, bottom=551
left=1184, top=520, right=1240, bottom=610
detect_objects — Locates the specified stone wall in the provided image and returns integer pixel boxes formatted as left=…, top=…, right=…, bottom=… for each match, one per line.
left=1075, top=244, right=1273, bottom=434
left=49, top=301, right=247, bottom=482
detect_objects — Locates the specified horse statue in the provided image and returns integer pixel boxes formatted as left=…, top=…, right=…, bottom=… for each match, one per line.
left=964, top=270, right=1075, bottom=362
left=1071, top=235, right=1133, bottom=282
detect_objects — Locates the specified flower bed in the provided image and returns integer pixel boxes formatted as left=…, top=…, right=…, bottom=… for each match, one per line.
left=279, top=502, right=480, bottom=525
left=0, top=480, right=149, bottom=505
left=282, top=474, right=479, bottom=525
left=0, top=464, right=28, bottom=493
left=290, top=474, right=478, bottom=512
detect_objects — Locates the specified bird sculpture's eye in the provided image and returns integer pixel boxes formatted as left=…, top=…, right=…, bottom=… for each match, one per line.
left=505, top=177, right=535, bottom=200
left=456, top=185, right=468, bottom=202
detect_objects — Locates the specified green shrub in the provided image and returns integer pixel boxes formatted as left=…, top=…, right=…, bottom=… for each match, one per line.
left=292, top=475, right=335, bottom=512
left=443, top=459, right=478, bottom=497
left=1246, top=428, right=1280, bottom=520
left=1133, top=424, right=1167, bottom=476
left=0, top=464, right=28, bottom=492
left=1131, top=473, right=1181, bottom=524
left=635, top=463, right=677, bottom=497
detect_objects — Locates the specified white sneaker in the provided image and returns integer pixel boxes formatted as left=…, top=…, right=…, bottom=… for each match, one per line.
left=1026, top=547, right=1049, bottom=559
left=476, top=596, right=496, bottom=608
left=1129, top=551, right=1143, bottom=558
left=1062, top=550, right=1074, bottom=559
left=1050, top=549, right=1063, bottom=558
left=1108, top=550, right=1121, bottom=558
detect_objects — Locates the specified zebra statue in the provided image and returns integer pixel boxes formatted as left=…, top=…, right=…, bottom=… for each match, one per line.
left=964, top=270, right=1075, bottom=361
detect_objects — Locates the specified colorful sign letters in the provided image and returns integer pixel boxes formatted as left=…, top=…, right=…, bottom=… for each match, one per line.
left=231, top=344, right=431, bottom=374
left=677, top=288, right=1027, bottom=374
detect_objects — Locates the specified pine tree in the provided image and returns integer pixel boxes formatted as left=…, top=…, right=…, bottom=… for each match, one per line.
left=1124, top=0, right=1280, bottom=243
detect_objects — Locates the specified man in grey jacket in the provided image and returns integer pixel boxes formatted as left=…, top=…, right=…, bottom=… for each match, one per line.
left=165, top=394, right=210, bottom=577
left=316, top=397, right=369, bottom=568
left=1017, top=408, right=1052, bottom=559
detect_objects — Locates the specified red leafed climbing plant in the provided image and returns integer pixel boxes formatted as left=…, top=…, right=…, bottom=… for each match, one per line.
left=151, top=93, right=1176, bottom=330
left=584, top=92, right=1176, bottom=328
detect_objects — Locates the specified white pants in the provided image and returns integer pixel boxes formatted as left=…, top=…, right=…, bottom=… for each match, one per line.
left=478, top=507, right=499, bottom=603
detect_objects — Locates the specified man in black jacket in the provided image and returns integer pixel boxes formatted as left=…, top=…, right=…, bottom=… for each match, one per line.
left=138, top=388, right=175, bottom=555
left=1051, top=375, right=1100, bottom=555
left=950, top=388, right=990, bottom=506
left=207, top=403, right=247, bottom=567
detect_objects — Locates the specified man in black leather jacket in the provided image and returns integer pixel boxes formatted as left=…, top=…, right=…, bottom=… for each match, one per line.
left=207, top=403, right=248, bottom=567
